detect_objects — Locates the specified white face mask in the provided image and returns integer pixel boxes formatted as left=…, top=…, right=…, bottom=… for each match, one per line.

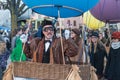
left=64, top=30, right=70, bottom=39
left=111, top=41, right=120, bottom=49
left=56, top=33, right=61, bottom=38
left=20, top=34, right=28, bottom=43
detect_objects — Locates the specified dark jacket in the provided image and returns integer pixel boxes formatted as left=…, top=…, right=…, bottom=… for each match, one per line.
left=88, top=42, right=107, bottom=76
left=105, top=47, right=120, bottom=80
left=29, top=37, right=78, bottom=64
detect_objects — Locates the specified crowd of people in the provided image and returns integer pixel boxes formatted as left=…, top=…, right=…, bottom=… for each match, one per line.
left=0, top=19, right=120, bottom=80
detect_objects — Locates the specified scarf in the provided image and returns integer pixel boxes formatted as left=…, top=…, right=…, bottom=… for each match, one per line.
left=111, top=41, right=120, bottom=49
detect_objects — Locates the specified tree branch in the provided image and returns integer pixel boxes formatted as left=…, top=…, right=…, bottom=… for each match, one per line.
left=6, top=0, right=11, bottom=10
left=16, top=0, right=20, bottom=9
left=4, top=4, right=10, bottom=9
left=13, top=0, right=20, bottom=16
left=18, top=7, right=29, bottom=17
left=18, top=3, right=26, bottom=14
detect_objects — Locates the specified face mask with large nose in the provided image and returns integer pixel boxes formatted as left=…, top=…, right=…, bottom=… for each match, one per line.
left=64, top=30, right=70, bottom=39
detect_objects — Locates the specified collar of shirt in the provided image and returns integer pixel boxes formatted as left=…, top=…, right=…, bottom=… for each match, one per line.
left=44, top=39, right=52, bottom=52
left=45, top=42, right=50, bottom=52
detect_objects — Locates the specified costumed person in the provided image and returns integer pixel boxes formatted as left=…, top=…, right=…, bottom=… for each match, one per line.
left=64, top=29, right=70, bottom=39
left=23, top=21, right=34, bottom=60
left=69, top=28, right=83, bottom=64
left=88, top=31, right=107, bottom=79
left=28, top=19, right=78, bottom=64
left=11, top=28, right=22, bottom=50
left=10, top=37, right=26, bottom=62
left=104, top=31, right=120, bottom=80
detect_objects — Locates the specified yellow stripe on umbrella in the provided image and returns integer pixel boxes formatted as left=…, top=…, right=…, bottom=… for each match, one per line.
left=83, top=11, right=105, bottom=30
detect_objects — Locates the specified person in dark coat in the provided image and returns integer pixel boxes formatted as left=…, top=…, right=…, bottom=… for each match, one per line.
left=25, top=19, right=78, bottom=64
left=104, top=31, right=120, bottom=80
left=88, top=31, right=107, bottom=79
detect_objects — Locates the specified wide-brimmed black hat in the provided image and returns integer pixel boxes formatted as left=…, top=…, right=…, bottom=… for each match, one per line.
left=41, top=19, right=53, bottom=27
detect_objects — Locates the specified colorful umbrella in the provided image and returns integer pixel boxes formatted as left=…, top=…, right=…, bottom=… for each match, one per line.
left=90, top=0, right=120, bottom=23
left=83, top=11, right=105, bottom=30
left=22, top=0, right=99, bottom=18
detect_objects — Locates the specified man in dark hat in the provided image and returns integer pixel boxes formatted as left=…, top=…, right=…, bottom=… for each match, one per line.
left=28, top=19, right=78, bottom=64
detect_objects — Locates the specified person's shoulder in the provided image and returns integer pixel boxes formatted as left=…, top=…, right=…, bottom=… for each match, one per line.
left=29, top=37, right=42, bottom=48
left=31, top=37, right=42, bottom=43
left=98, top=41, right=106, bottom=50
left=53, top=37, right=61, bottom=42
left=35, top=37, right=42, bottom=40
left=53, top=37, right=67, bottom=44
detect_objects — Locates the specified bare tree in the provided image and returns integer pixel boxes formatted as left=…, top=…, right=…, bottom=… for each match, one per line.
left=4, top=0, right=29, bottom=36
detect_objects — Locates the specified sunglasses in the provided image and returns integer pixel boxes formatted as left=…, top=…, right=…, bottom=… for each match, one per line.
left=43, top=27, right=54, bottom=32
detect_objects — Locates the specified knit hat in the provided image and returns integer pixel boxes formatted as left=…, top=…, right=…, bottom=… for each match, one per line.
left=111, top=31, right=120, bottom=39
left=72, top=28, right=80, bottom=35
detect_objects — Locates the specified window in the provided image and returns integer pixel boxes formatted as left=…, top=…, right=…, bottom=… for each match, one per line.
left=73, top=20, right=76, bottom=26
left=67, top=20, right=71, bottom=26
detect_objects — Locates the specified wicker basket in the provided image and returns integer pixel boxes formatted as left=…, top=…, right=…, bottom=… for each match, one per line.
left=11, top=62, right=90, bottom=80
left=13, top=62, right=72, bottom=80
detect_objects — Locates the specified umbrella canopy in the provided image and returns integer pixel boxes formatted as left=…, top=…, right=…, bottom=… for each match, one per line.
left=83, top=11, right=105, bottom=30
left=90, top=0, right=120, bottom=23
left=0, top=26, right=11, bottom=32
left=22, top=0, right=99, bottom=18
